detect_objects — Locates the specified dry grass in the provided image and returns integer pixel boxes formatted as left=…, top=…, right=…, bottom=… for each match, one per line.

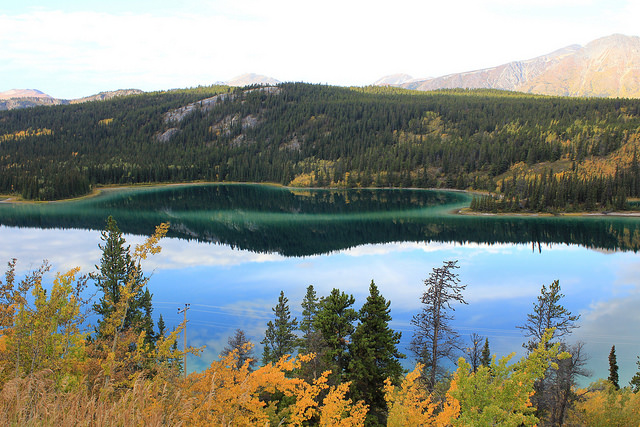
left=0, top=370, right=186, bottom=426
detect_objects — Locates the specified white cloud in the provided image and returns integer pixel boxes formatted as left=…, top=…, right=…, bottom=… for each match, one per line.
left=0, top=226, right=102, bottom=274
left=0, top=225, right=288, bottom=279
left=573, top=289, right=640, bottom=385
left=143, top=238, right=286, bottom=270
left=2, top=0, right=637, bottom=98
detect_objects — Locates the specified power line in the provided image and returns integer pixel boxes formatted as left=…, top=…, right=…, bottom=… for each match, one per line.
left=177, top=303, right=190, bottom=379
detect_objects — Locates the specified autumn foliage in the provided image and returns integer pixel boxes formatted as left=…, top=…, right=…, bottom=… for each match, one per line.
left=1, top=222, right=638, bottom=425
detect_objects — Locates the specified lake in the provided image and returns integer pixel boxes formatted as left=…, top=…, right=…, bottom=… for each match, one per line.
left=1, top=183, right=639, bottom=386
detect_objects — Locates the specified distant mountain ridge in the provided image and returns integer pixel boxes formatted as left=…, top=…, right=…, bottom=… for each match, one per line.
left=0, top=89, right=52, bottom=100
left=0, top=88, right=144, bottom=111
left=372, top=73, right=417, bottom=86
left=220, top=73, right=281, bottom=87
left=3, top=33, right=639, bottom=109
left=377, top=34, right=640, bottom=98
left=0, top=73, right=280, bottom=110
left=70, top=89, right=144, bottom=104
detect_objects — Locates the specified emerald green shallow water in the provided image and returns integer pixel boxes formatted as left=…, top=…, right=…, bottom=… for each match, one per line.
left=1, top=183, right=639, bottom=386
left=1, top=183, right=640, bottom=255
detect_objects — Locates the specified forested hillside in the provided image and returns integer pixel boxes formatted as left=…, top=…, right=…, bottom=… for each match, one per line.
left=1, top=83, right=640, bottom=211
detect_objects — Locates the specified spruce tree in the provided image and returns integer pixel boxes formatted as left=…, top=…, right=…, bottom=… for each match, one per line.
left=608, top=345, right=619, bottom=389
left=630, top=356, right=640, bottom=392
left=299, top=284, right=318, bottom=353
left=348, top=280, right=404, bottom=426
left=140, top=288, right=156, bottom=348
left=314, top=288, right=358, bottom=384
left=156, top=314, right=166, bottom=339
left=261, top=290, right=298, bottom=365
left=92, top=216, right=148, bottom=339
left=480, top=337, right=491, bottom=367
left=298, top=285, right=329, bottom=381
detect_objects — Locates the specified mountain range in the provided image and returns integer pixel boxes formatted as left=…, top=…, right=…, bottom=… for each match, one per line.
left=0, top=88, right=144, bottom=111
left=1, top=34, right=639, bottom=110
left=377, top=34, right=640, bottom=98
left=0, top=74, right=280, bottom=110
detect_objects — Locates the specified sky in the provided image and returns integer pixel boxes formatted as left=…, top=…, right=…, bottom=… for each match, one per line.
left=1, top=0, right=638, bottom=99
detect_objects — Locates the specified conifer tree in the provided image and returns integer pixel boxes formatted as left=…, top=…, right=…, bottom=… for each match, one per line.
left=480, top=337, right=491, bottom=367
left=410, top=260, right=467, bottom=390
left=630, top=357, right=640, bottom=392
left=156, top=313, right=166, bottom=339
left=92, top=216, right=148, bottom=340
left=518, top=279, right=582, bottom=423
left=299, top=284, right=318, bottom=352
left=314, top=288, right=358, bottom=384
left=348, top=280, right=404, bottom=426
left=298, top=284, right=327, bottom=381
left=140, top=288, right=156, bottom=347
left=517, top=280, right=579, bottom=351
left=262, top=290, right=298, bottom=365
left=608, top=345, right=619, bottom=389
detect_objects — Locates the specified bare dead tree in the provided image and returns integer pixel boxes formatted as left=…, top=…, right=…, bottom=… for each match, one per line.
left=464, top=332, right=485, bottom=373
left=221, top=328, right=256, bottom=371
left=545, top=341, right=591, bottom=426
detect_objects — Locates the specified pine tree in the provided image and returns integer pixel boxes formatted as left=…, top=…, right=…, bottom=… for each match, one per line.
left=518, top=279, right=581, bottom=422
left=261, top=290, right=298, bottom=365
left=348, top=280, right=404, bottom=426
left=92, top=216, right=147, bottom=339
left=517, top=280, right=580, bottom=352
left=410, top=260, right=467, bottom=390
left=608, top=345, right=619, bottom=389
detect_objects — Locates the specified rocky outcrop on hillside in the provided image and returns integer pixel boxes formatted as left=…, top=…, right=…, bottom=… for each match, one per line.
left=157, top=86, right=279, bottom=143
left=163, top=93, right=234, bottom=124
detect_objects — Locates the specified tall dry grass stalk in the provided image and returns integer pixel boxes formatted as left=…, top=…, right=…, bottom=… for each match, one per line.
left=0, top=369, right=187, bottom=426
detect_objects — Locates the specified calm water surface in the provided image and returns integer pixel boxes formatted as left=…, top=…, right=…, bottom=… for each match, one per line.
left=1, top=183, right=639, bottom=385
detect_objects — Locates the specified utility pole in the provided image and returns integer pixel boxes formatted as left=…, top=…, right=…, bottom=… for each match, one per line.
left=177, top=303, right=190, bottom=379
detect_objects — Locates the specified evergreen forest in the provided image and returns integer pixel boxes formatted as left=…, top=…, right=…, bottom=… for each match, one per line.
left=1, top=219, right=640, bottom=426
left=2, top=83, right=640, bottom=211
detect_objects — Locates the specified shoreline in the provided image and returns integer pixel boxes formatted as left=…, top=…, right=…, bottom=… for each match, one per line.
left=2, top=182, right=640, bottom=218
left=455, top=206, right=640, bottom=218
